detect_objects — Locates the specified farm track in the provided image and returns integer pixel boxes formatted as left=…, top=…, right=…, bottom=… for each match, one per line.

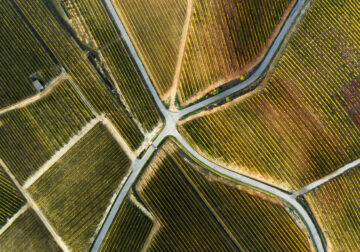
left=0, top=204, right=29, bottom=236
left=0, top=72, right=68, bottom=116
left=168, top=0, right=194, bottom=109
left=94, top=0, right=324, bottom=251
left=294, top=158, right=360, bottom=196
left=3, top=0, right=352, bottom=250
left=23, top=117, right=101, bottom=189
left=0, top=159, right=70, bottom=252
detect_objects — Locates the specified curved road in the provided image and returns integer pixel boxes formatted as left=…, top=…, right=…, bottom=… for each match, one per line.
left=93, top=0, right=324, bottom=251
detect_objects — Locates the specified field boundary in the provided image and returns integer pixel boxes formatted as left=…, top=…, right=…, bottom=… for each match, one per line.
left=99, top=115, right=136, bottom=160
left=0, top=159, right=70, bottom=252
left=168, top=0, right=194, bottom=108
left=128, top=194, right=161, bottom=252
left=294, top=158, right=360, bottom=196
left=91, top=165, right=134, bottom=247
left=0, top=203, right=29, bottom=236
left=23, top=117, right=101, bottom=189
left=68, top=77, right=97, bottom=115
left=176, top=157, right=243, bottom=249
left=0, top=71, right=68, bottom=116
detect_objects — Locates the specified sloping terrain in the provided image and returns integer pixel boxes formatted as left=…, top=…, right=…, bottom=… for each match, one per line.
left=179, top=0, right=360, bottom=190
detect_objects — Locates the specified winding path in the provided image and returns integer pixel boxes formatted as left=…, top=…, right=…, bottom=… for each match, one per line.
left=93, top=0, right=325, bottom=251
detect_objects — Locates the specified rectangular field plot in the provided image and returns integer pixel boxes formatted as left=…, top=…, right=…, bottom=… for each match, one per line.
left=105, top=140, right=313, bottom=250
left=0, top=208, right=61, bottom=252
left=305, top=166, right=360, bottom=251
left=0, top=166, right=25, bottom=228
left=100, top=198, right=154, bottom=252
left=29, top=123, right=131, bottom=251
left=179, top=0, right=360, bottom=190
left=0, top=0, right=60, bottom=107
left=0, top=79, right=93, bottom=184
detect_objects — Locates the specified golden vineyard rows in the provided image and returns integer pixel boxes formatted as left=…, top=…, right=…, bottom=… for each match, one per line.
left=0, top=209, right=61, bottom=251
left=29, top=123, right=131, bottom=251
left=108, top=140, right=313, bottom=251
left=180, top=0, right=360, bottom=190
left=178, top=0, right=294, bottom=105
left=0, top=1, right=59, bottom=107
left=305, top=166, right=360, bottom=251
left=0, top=166, right=25, bottom=228
left=72, top=0, right=161, bottom=131
left=0, top=80, right=92, bottom=184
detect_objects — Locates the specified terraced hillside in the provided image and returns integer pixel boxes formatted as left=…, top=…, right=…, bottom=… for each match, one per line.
left=305, top=166, right=360, bottom=251
left=101, top=140, right=314, bottom=251
left=178, top=0, right=295, bottom=105
left=29, top=123, right=131, bottom=251
left=0, top=0, right=60, bottom=107
left=0, top=209, right=61, bottom=252
left=179, top=0, right=360, bottom=190
left=0, top=79, right=93, bottom=184
left=0, top=166, right=25, bottom=228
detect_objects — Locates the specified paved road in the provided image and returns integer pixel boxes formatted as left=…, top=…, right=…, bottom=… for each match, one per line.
left=94, top=0, right=325, bottom=251
left=294, top=157, right=360, bottom=196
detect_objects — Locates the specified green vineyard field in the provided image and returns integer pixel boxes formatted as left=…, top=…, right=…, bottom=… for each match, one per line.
left=0, top=209, right=61, bottom=252
left=72, top=0, right=161, bottom=131
left=305, top=166, right=360, bottom=251
left=113, top=0, right=188, bottom=97
left=0, top=79, right=92, bottom=184
left=100, top=198, right=153, bottom=252
left=179, top=0, right=360, bottom=190
left=13, top=0, right=82, bottom=68
left=178, top=0, right=295, bottom=105
left=0, top=166, right=25, bottom=228
left=106, top=140, right=313, bottom=250
left=69, top=59, right=144, bottom=149
left=29, top=123, right=131, bottom=251
left=14, top=0, right=147, bottom=150
left=0, top=0, right=59, bottom=108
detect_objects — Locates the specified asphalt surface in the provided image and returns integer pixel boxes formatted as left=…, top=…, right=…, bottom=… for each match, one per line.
left=93, top=1, right=324, bottom=251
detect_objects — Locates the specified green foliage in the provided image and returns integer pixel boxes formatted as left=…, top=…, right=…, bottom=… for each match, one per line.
left=0, top=80, right=93, bottom=184
left=29, top=123, right=131, bottom=251
left=0, top=209, right=61, bottom=252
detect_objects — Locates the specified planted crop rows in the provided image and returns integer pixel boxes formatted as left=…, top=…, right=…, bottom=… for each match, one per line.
left=72, top=0, right=161, bottom=131
left=180, top=0, right=360, bottom=190
left=13, top=0, right=82, bottom=68
left=0, top=209, right=61, bottom=252
left=100, top=198, right=153, bottom=252
left=14, top=0, right=161, bottom=150
left=29, top=123, right=131, bottom=251
left=0, top=166, right=25, bottom=228
left=107, top=140, right=313, bottom=250
left=113, top=0, right=188, bottom=96
left=0, top=0, right=59, bottom=108
left=305, top=166, right=360, bottom=251
left=136, top=141, right=237, bottom=251
left=0, top=80, right=93, bottom=184
left=178, top=0, right=294, bottom=105
left=69, top=59, right=144, bottom=149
